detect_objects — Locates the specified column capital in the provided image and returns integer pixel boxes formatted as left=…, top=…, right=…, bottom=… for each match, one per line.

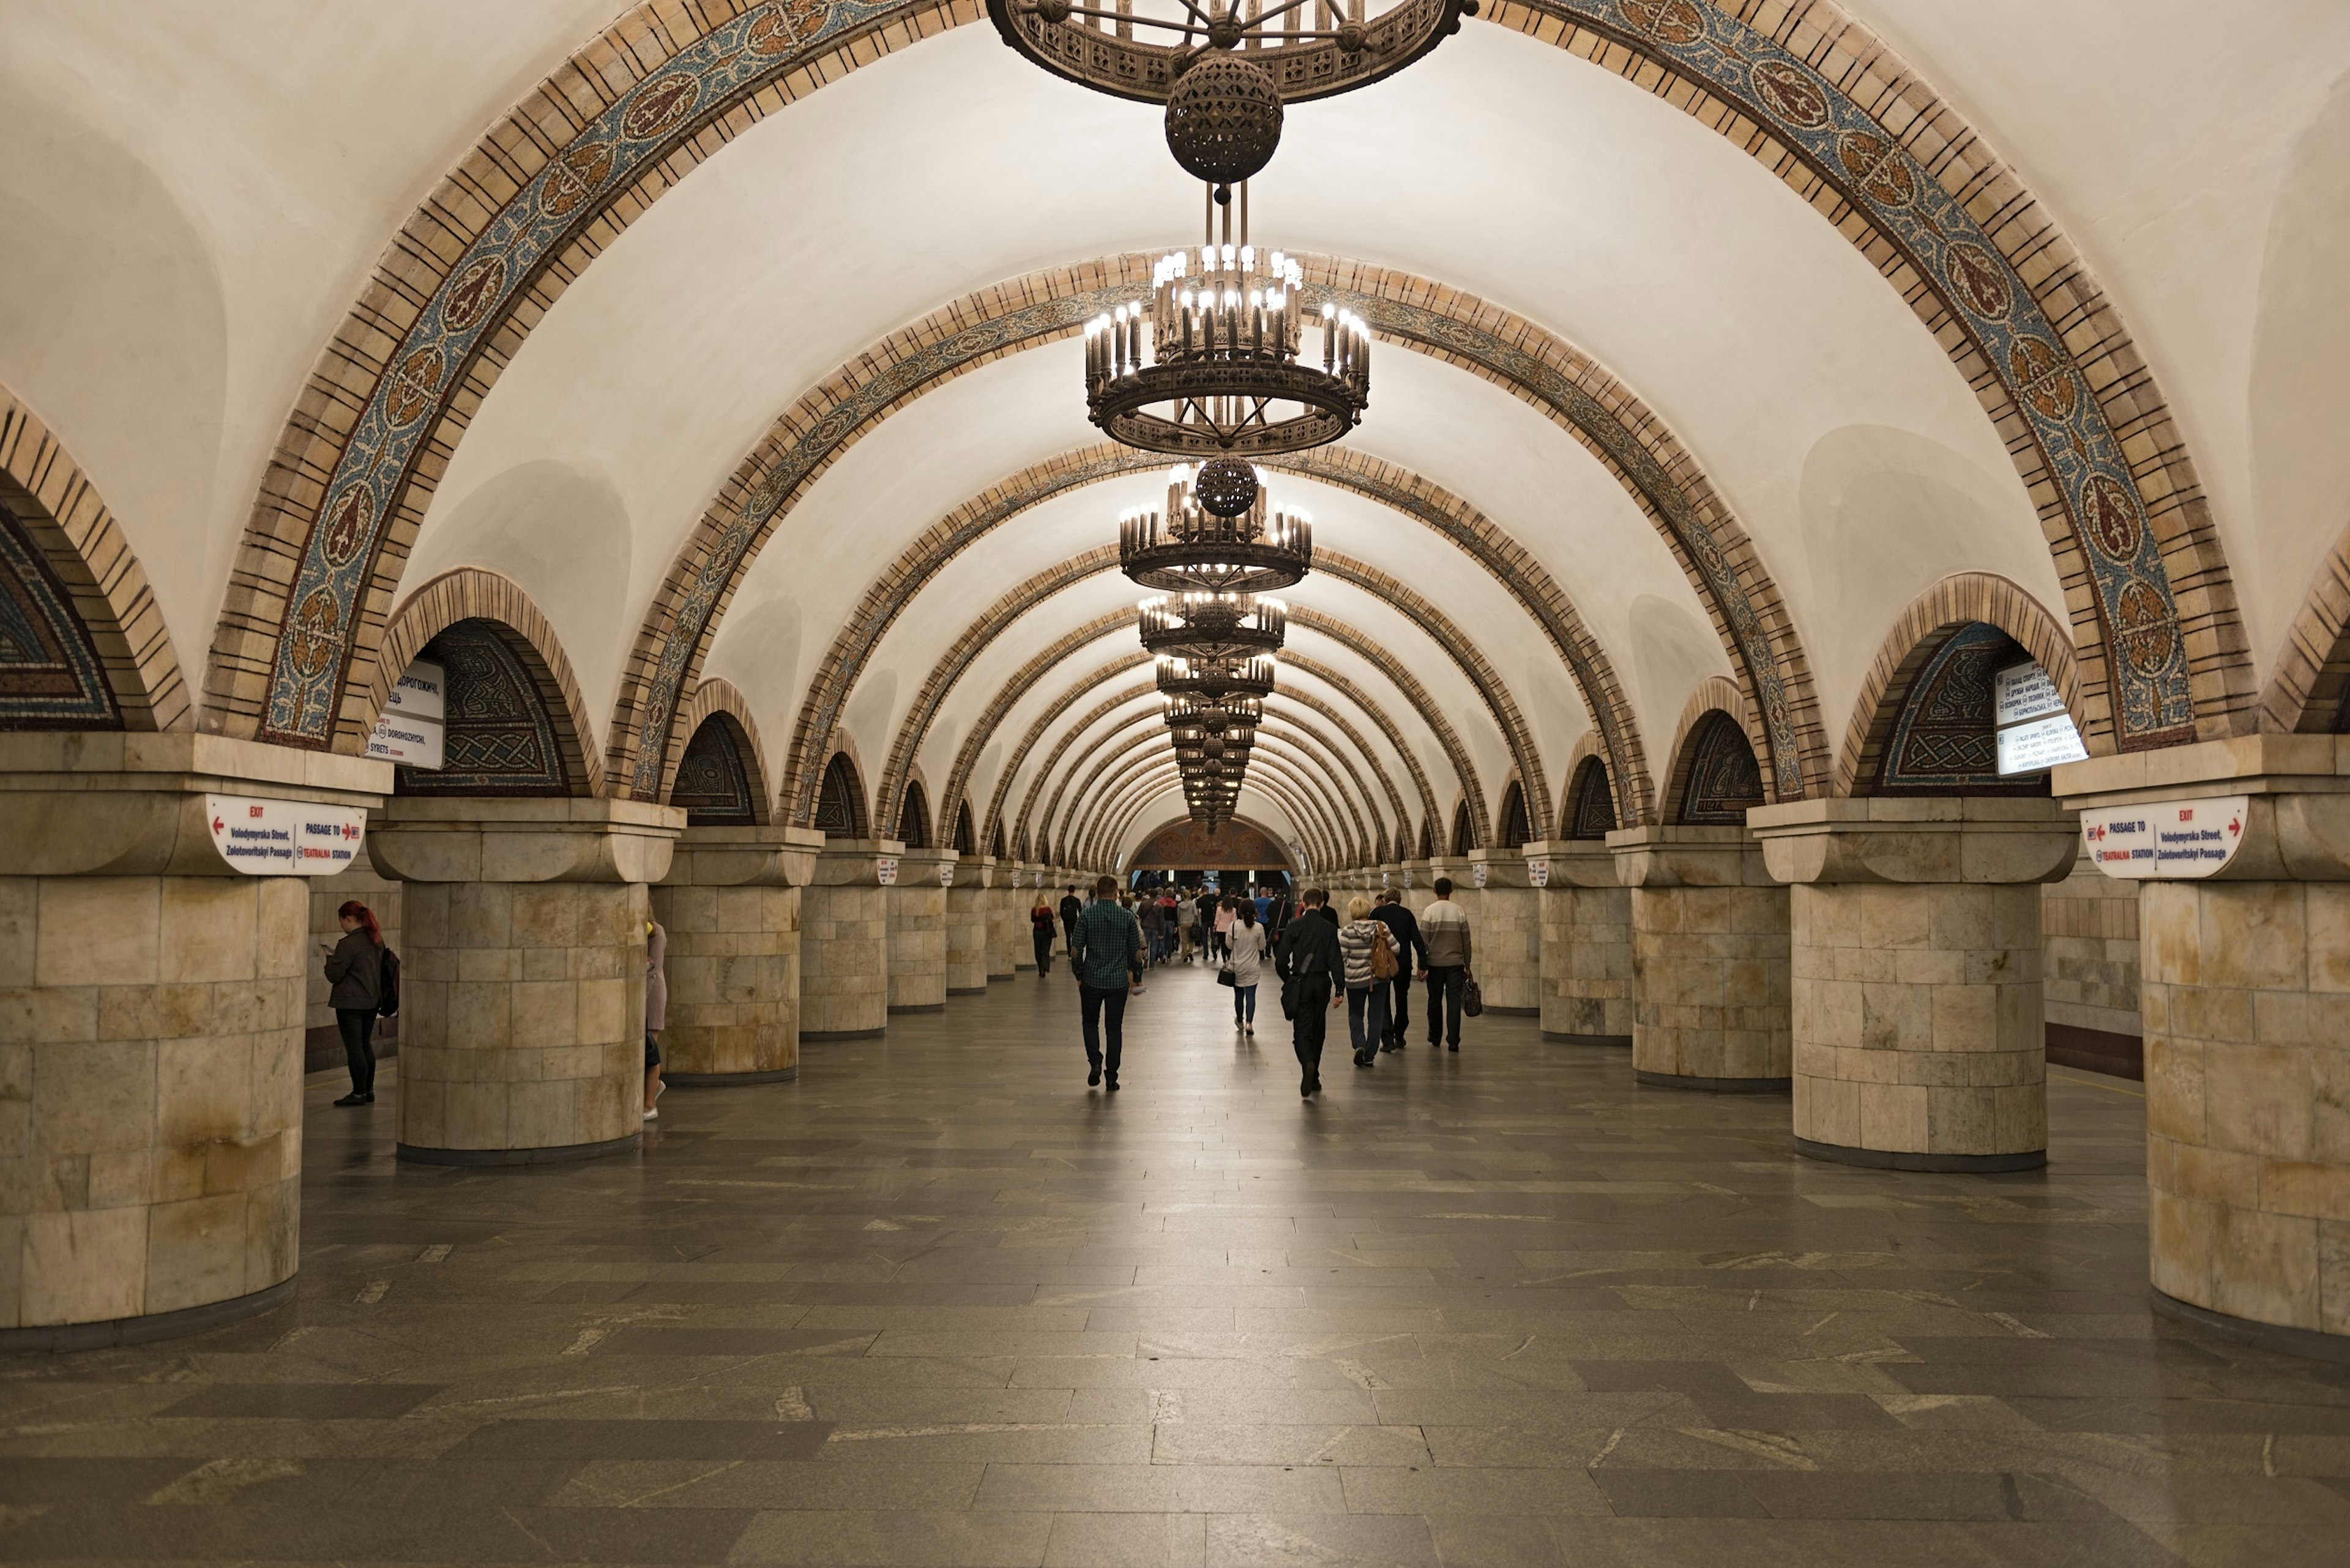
left=1466, top=847, right=1538, bottom=889
left=811, top=837, right=909, bottom=886
left=949, top=853, right=997, bottom=889
left=1605, top=824, right=1770, bottom=888
left=369, top=796, right=683, bottom=884
left=664, top=823, right=824, bottom=888
left=1747, top=797, right=2077, bottom=886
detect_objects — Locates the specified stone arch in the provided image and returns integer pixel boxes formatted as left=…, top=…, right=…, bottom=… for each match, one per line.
left=1561, top=734, right=1619, bottom=842
left=209, top=0, right=2235, bottom=782
left=1663, top=678, right=1766, bottom=827
left=1053, top=725, right=1357, bottom=874
left=1450, top=799, right=1477, bottom=857
left=1001, top=673, right=1157, bottom=849
left=1418, top=818, right=1436, bottom=861
left=952, top=796, right=977, bottom=855
left=943, top=615, right=1140, bottom=839
left=990, top=815, right=1007, bottom=859
left=671, top=678, right=772, bottom=826
left=1833, top=573, right=2079, bottom=797
left=2259, top=518, right=2350, bottom=733
left=1496, top=777, right=1532, bottom=850
left=897, top=775, right=932, bottom=849
left=375, top=567, right=600, bottom=797
left=816, top=749, right=869, bottom=841
left=0, top=385, right=188, bottom=731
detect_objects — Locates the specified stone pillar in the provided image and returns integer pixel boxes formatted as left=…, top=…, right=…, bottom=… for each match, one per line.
left=947, top=855, right=993, bottom=995
left=1610, top=826, right=1791, bottom=1092
left=649, top=825, right=819, bottom=1086
left=1006, top=866, right=1040, bottom=972
left=368, top=798, right=681, bottom=1165
left=802, top=840, right=898, bottom=1040
left=0, top=736, right=388, bottom=1347
left=1400, top=859, right=1431, bottom=918
left=2059, top=739, right=2350, bottom=1357
left=888, top=848, right=955, bottom=1013
left=1466, top=850, right=1539, bottom=1015
left=982, top=861, right=1019, bottom=980
left=1531, top=839, right=1632, bottom=1044
left=1749, top=799, right=2076, bottom=1171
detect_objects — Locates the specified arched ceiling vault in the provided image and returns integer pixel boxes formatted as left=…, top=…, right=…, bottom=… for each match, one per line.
left=30, top=1, right=2350, bottom=804
left=1077, top=742, right=1352, bottom=873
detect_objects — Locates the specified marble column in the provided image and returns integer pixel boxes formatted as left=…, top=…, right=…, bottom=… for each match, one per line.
left=1007, top=866, right=1041, bottom=972
left=2061, top=738, right=2350, bottom=1357
left=1750, top=799, right=2076, bottom=1171
left=802, top=840, right=898, bottom=1040
left=887, top=848, right=955, bottom=1014
left=649, top=825, right=819, bottom=1086
left=947, top=854, right=993, bottom=995
left=1610, top=825, right=1791, bottom=1092
left=1466, top=850, right=1539, bottom=1015
left=368, top=797, right=681, bottom=1166
left=1529, top=839, right=1632, bottom=1045
left=0, top=736, right=387, bottom=1347
left=982, top=861, right=1020, bottom=980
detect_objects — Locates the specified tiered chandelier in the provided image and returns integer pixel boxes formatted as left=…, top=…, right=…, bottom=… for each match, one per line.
left=996, top=0, right=1474, bottom=823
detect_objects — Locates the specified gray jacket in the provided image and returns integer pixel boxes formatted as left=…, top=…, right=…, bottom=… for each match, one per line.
left=323, top=930, right=382, bottom=1010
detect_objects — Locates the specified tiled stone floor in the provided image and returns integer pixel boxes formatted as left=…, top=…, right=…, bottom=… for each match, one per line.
left=6, top=965, right=2350, bottom=1566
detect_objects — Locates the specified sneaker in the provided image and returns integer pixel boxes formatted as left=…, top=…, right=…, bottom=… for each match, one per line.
left=643, top=1107, right=658, bottom=1121
left=1088, top=1066, right=1102, bottom=1086
left=1105, top=1077, right=1120, bottom=1092
left=1244, top=1024, right=1253, bottom=1036
left=333, top=1092, right=367, bottom=1107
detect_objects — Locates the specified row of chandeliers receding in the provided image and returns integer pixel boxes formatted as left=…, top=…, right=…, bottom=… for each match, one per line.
left=988, top=0, right=1477, bottom=826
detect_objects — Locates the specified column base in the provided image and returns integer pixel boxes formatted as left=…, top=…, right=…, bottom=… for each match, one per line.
left=397, top=1133, right=642, bottom=1166
left=1795, top=1137, right=2045, bottom=1173
left=2152, top=1286, right=2350, bottom=1365
left=0, top=1277, right=297, bottom=1355
left=887, top=1002, right=946, bottom=1014
left=947, top=985, right=989, bottom=996
left=802, top=1027, right=886, bottom=1042
left=663, top=1067, right=799, bottom=1087
left=1015, top=964, right=1037, bottom=972
left=1635, top=1069, right=1790, bottom=1094
left=1544, top=1031, right=1632, bottom=1047
left=1483, top=1005, right=1539, bottom=1017
left=988, top=971, right=1015, bottom=980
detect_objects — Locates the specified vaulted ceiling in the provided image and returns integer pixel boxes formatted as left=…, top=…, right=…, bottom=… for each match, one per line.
left=4, top=0, right=2346, bottom=864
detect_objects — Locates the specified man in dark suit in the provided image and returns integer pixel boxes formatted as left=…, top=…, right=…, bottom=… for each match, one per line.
left=1368, top=890, right=1425, bottom=1052
left=1273, top=887, right=1343, bottom=1099
left=1058, top=886, right=1084, bottom=959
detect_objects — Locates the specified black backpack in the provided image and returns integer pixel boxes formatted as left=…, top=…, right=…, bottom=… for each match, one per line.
left=376, top=946, right=401, bottom=1019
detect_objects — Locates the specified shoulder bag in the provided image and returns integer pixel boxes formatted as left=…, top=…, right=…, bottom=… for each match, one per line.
left=1369, top=924, right=1397, bottom=980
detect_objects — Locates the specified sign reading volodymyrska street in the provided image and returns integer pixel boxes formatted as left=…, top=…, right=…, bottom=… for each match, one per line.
left=207, top=796, right=368, bottom=876
left=2082, top=796, right=2248, bottom=880
left=876, top=857, right=899, bottom=886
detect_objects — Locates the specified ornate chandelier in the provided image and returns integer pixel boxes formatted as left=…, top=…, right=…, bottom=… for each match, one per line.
left=1157, top=651, right=1277, bottom=703
left=1121, top=460, right=1311, bottom=595
left=1138, top=591, right=1285, bottom=662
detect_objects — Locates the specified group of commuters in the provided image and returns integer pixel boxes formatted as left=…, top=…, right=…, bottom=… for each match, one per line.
left=1044, top=873, right=1479, bottom=1102
left=1028, top=879, right=1293, bottom=975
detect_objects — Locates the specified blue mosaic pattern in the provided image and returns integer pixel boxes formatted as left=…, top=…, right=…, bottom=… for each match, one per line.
left=1875, top=622, right=2048, bottom=796
left=262, top=0, right=910, bottom=747
left=1545, top=0, right=2191, bottom=748
left=0, top=509, right=120, bottom=728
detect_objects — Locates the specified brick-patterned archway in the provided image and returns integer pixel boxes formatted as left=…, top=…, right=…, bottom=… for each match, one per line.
left=1064, top=733, right=1354, bottom=873
left=0, top=385, right=188, bottom=731
left=206, top=0, right=2236, bottom=795
left=1053, top=716, right=1373, bottom=872
left=1092, top=762, right=1341, bottom=874
left=674, top=678, right=775, bottom=826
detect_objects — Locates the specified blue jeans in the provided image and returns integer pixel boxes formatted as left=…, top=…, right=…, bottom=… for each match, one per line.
left=1233, top=983, right=1257, bottom=1024
left=1081, top=984, right=1128, bottom=1077
left=1347, top=985, right=1389, bottom=1060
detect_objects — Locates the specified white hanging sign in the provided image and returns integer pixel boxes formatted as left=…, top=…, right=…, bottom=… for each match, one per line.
left=1472, top=861, right=1490, bottom=889
left=1400, top=867, right=1412, bottom=889
left=1991, top=660, right=2086, bottom=775
left=876, top=856, right=900, bottom=886
left=938, top=861, right=956, bottom=888
left=2083, top=795, right=2248, bottom=880
left=367, top=659, right=446, bottom=769
left=206, top=795, right=368, bottom=876
left=1527, top=859, right=1550, bottom=888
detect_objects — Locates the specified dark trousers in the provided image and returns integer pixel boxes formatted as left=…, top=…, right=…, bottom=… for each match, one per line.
left=1425, top=966, right=1467, bottom=1047
left=1384, top=972, right=1412, bottom=1037
left=1289, top=974, right=1330, bottom=1081
left=336, top=1007, right=377, bottom=1095
left=1080, top=984, right=1128, bottom=1077
left=1032, top=929, right=1054, bottom=974
left=1347, top=985, right=1390, bottom=1062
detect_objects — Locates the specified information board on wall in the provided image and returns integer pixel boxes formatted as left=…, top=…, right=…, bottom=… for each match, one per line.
left=367, top=659, right=447, bottom=769
left=1528, top=859, right=1550, bottom=887
left=206, top=795, right=368, bottom=876
left=1992, top=660, right=2087, bottom=775
left=2082, top=795, right=2247, bottom=880
left=938, top=861, right=955, bottom=887
left=876, top=857, right=900, bottom=886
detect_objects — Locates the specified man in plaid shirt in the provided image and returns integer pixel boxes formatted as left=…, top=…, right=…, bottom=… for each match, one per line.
left=1069, top=875, right=1146, bottom=1091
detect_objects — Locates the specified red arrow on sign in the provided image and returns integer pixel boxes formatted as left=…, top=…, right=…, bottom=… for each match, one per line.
left=212, top=816, right=224, bottom=834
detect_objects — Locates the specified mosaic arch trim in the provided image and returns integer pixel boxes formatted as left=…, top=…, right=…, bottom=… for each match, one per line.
left=1535, top=0, right=2192, bottom=747
left=0, top=509, right=121, bottom=729
left=1873, top=622, right=2048, bottom=797
left=258, top=0, right=917, bottom=749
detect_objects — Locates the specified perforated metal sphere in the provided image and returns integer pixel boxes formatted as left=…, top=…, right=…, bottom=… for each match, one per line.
left=1193, top=457, right=1259, bottom=518
left=1164, top=53, right=1283, bottom=189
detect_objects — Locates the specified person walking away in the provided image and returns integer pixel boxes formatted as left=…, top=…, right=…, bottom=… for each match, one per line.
left=321, top=900, right=386, bottom=1107
left=1159, top=894, right=1182, bottom=964
left=1138, top=894, right=1167, bottom=969
left=1274, top=887, right=1343, bottom=1097
left=644, top=919, right=668, bottom=1119
left=1175, top=891, right=1199, bottom=963
left=1369, top=890, right=1425, bottom=1052
left=1212, top=895, right=1237, bottom=962
left=1069, top=875, right=1145, bottom=1091
left=1421, top=878, right=1474, bottom=1052
left=1337, top=895, right=1393, bottom=1067
left=1059, top=886, right=1084, bottom=957
left=1194, top=887, right=1220, bottom=957
left=1253, top=886, right=1272, bottom=927
left=1030, top=895, right=1058, bottom=976
left=1267, top=884, right=1293, bottom=943
left=1225, top=897, right=1267, bottom=1035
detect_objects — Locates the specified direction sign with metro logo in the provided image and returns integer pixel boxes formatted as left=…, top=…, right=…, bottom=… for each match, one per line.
left=206, top=795, right=368, bottom=876
left=2081, top=795, right=2248, bottom=880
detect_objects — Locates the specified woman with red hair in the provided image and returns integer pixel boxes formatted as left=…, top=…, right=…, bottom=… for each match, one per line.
left=321, top=900, right=386, bottom=1107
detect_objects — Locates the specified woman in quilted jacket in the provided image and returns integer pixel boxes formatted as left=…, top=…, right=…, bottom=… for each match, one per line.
left=1336, top=895, right=1392, bottom=1069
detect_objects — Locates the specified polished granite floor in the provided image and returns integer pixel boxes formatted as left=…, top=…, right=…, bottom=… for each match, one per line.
left=5, top=965, right=2349, bottom=1567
